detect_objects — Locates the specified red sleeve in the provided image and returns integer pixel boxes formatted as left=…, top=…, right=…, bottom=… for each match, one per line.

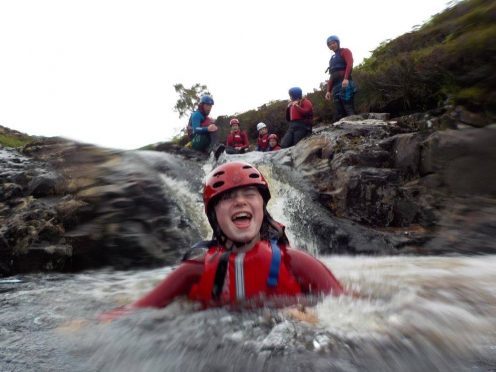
left=226, top=133, right=234, bottom=147
left=131, top=260, right=204, bottom=309
left=241, top=131, right=249, bottom=149
left=340, top=48, right=354, bottom=80
left=295, top=98, right=313, bottom=115
left=285, top=249, right=344, bottom=296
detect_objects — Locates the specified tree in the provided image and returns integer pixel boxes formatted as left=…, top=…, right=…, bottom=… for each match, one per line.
left=173, top=83, right=211, bottom=119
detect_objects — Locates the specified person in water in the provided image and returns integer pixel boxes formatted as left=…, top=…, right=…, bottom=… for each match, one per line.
left=225, top=118, right=250, bottom=154
left=102, top=162, right=343, bottom=316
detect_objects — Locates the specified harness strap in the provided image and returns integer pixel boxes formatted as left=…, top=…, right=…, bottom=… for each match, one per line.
left=212, top=251, right=230, bottom=300
left=267, top=239, right=281, bottom=288
left=182, top=240, right=215, bottom=261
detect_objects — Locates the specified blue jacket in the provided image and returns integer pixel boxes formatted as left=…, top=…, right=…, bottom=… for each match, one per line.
left=190, top=110, right=209, bottom=135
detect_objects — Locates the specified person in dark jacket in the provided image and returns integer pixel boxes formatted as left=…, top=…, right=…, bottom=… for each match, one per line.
left=225, top=118, right=249, bottom=154
left=281, top=87, right=313, bottom=148
left=324, top=35, right=356, bottom=121
left=188, top=95, right=224, bottom=158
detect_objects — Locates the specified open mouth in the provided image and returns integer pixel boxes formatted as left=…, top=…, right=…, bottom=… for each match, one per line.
left=231, top=212, right=252, bottom=227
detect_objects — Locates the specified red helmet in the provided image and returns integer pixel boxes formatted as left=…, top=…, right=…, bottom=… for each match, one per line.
left=203, top=161, right=270, bottom=212
left=268, top=134, right=278, bottom=141
left=229, top=118, right=240, bottom=126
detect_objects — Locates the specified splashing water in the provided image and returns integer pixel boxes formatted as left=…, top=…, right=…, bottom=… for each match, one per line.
left=1, top=255, right=494, bottom=371
left=1, top=150, right=495, bottom=371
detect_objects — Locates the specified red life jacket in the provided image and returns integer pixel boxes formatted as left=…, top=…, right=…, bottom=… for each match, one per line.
left=186, top=110, right=213, bottom=139
left=257, top=133, right=269, bottom=151
left=226, top=130, right=249, bottom=148
left=188, top=240, right=301, bottom=307
left=286, top=98, right=314, bottom=126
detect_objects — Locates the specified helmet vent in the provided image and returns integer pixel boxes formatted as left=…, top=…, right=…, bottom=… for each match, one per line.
left=249, top=173, right=260, bottom=179
left=213, top=171, right=225, bottom=177
left=213, top=181, right=224, bottom=188
left=242, top=165, right=252, bottom=169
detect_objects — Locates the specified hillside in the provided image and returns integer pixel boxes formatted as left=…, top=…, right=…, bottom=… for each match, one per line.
left=207, top=0, right=495, bottom=143
left=0, top=125, right=35, bottom=148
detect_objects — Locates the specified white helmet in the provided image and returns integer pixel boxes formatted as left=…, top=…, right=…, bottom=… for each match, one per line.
left=256, top=122, right=267, bottom=131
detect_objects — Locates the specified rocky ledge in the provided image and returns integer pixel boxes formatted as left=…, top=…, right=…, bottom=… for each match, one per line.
left=1, top=112, right=495, bottom=276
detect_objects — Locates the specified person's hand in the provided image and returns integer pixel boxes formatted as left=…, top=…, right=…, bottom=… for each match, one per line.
left=207, top=124, right=218, bottom=132
left=325, top=91, right=331, bottom=100
left=98, top=306, right=134, bottom=323
left=342, top=79, right=349, bottom=88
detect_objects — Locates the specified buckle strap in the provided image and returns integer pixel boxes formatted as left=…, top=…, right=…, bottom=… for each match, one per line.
left=212, top=251, right=230, bottom=300
left=267, top=239, right=281, bottom=288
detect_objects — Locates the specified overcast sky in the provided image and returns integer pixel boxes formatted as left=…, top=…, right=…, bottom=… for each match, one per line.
left=0, top=0, right=452, bottom=149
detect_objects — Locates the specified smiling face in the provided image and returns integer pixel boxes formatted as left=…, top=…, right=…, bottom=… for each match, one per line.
left=214, top=186, right=264, bottom=245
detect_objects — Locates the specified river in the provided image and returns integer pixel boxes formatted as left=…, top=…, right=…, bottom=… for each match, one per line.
left=1, top=151, right=495, bottom=371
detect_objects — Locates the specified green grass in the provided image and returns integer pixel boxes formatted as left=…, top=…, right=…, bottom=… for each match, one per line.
left=0, top=133, right=33, bottom=148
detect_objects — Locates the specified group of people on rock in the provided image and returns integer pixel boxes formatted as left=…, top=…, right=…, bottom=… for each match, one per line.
left=225, top=119, right=280, bottom=155
left=101, top=34, right=355, bottom=319
left=187, top=34, right=356, bottom=159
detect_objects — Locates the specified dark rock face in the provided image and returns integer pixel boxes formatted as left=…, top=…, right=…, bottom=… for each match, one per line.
left=277, top=114, right=496, bottom=254
left=1, top=139, right=205, bottom=276
left=1, top=111, right=495, bottom=275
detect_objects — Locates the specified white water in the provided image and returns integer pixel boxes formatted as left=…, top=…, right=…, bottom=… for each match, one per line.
left=1, top=150, right=495, bottom=371
left=1, top=255, right=495, bottom=371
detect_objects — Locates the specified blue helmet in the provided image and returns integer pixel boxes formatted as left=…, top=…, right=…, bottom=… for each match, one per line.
left=326, top=35, right=340, bottom=46
left=199, top=95, right=214, bottom=105
left=288, top=87, right=303, bottom=100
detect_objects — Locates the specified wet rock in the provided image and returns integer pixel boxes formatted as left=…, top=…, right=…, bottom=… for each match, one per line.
left=420, top=128, right=496, bottom=195
left=1, top=111, right=495, bottom=274
left=279, top=114, right=496, bottom=254
left=1, top=139, right=205, bottom=276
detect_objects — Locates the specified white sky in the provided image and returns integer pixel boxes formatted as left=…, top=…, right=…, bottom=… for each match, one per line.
left=0, top=0, right=452, bottom=149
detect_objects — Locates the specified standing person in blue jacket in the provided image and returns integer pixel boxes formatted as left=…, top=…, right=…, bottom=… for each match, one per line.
left=324, top=35, right=356, bottom=121
left=188, top=95, right=224, bottom=158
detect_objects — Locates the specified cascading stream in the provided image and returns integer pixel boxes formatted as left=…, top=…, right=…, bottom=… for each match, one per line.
left=1, top=150, right=494, bottom=371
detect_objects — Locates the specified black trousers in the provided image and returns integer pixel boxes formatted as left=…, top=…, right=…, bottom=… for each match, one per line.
left=225, top=146, right=247, bottom=154
left=334, top=97, right=356, bottom=121
left=281, top=122, right=312, bottom=148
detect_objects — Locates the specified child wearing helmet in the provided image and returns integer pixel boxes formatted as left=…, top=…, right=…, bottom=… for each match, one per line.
left=281, top=87, right=314, bottom=148
left=256, top=122, right=269, bottom=152
left=225, top=118, right=250, bottom=154
left=107, top=161, right=343, bottom=313
left=268, top=134, right=281, bottom=151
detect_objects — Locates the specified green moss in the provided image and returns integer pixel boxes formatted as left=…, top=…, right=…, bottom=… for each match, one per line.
left=0, top=133, right=32, bottom=148
left=455, top=86, right=487, bottom=104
